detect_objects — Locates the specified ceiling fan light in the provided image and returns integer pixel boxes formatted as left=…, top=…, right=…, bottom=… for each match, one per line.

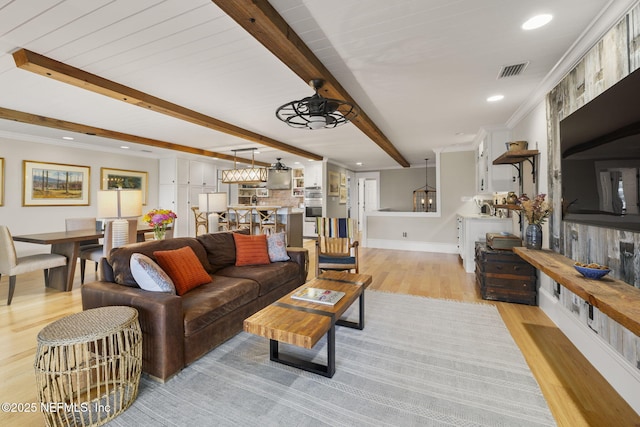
left=307, top=115, right=327, bottom=130
left=276, top=79, right=359, bottom=130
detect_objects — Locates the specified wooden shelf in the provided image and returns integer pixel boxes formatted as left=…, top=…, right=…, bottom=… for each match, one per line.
left=514, top=247, right=640, bottom=337
left=495, top=204, right=521, bottom=211
left=492, top=149, right=539, bottom=165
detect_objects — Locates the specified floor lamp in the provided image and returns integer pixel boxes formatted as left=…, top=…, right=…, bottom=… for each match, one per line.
left=199, top=192, right=228, bottom=233
left=97, top=189, right=142, bottom=247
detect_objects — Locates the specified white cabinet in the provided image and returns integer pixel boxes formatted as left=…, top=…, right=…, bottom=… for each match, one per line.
left=304, top=163, right=323, bottom=187
left=458, top=215, right=513, bottom=273
left=158, top=158, right=217, bottom=237
left=476, top=129, right=515, bottom=194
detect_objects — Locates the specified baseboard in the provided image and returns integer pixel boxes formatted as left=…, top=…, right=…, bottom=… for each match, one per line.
left=365, top=239, right=458, bottom=254
left=539, top=287, right=640, bottom=415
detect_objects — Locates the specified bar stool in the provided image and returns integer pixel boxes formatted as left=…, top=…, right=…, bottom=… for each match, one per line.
left=231, top=207, right=253, bottom=233
left=258, top=208, right=278, bottom=235
left=34, top=306, right=142, bottom=427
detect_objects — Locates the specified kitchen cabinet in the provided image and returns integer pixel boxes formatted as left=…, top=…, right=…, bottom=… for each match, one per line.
left=457, top=214, right=512, bottom=273
left=475, top=242, right=537, bottom=305
left=304, top=163, right=323, bottom=188
left=158, top=158, right=217, bottom=236
left=476, top=129, right=515, bottom=194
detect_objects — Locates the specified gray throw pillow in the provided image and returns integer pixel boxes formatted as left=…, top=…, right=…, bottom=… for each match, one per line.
left=130, top=253, right=176, bottom=294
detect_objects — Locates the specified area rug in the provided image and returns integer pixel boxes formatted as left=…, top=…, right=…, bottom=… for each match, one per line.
left=108, top=291, right=556, bottom=426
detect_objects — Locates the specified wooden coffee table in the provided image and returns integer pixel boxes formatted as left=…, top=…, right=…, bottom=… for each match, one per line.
left=244, top=271, right=372, bottom=377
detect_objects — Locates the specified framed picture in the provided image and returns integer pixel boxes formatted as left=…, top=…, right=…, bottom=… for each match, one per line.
left=339, top=187, right=347, bottom=204
left=101, top=167, right=148, bottom=205
left=340, top=172, right=346, bottom=187
left=23, top=160, right=90, bottom=206
left=0, top=157, right=4, bottom=206
left=328, top=171, right=340, bottom=196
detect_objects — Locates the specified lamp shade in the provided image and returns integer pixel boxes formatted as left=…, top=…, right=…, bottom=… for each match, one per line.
left=199, top=192, right=228, bottom=213
left=97, top=190, right=142, bottom=218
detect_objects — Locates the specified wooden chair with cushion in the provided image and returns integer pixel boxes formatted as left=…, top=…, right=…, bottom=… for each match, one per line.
left=315, top=217, right=359, bottom=277
left=65, top=217, right=102, bottom=285
left=258, top=208, right=278, bottom=235
left=0, top=225, right=68, bottom=305
left=80, top=219, right=138, bottom=283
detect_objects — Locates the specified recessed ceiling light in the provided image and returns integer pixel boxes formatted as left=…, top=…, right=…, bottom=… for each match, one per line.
left=307, top=159, right=314, bottom=162
left=356, top=162, right=363, bottom=166
left=62, top=136, right=74, bottom=140
left=522, top=14, right=552, bottom=30
left=294, top=161, right=300, bottom=165
left=120, top=145, right=130, bottom=149
left=487, top=95, right=504, bottom=102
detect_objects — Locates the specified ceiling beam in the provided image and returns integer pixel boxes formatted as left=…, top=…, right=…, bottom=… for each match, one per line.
left=0, top=107, right=271, bottom=166
left=211, top=0, right=411, bottom=168
left=12, top=48, right=322, bottom=162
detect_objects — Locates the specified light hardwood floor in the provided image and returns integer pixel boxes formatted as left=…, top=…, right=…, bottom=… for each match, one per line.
left=1, top=241, right=639, bottom=426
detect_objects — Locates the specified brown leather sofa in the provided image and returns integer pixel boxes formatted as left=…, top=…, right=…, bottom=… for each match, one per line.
left=81, top=231, right=308, bottom=382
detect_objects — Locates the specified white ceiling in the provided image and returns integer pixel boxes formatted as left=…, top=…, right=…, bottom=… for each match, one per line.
left=0, top=0, right=629, bottom=170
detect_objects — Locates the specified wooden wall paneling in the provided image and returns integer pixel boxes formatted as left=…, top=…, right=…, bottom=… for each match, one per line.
left=546, top=10, right=640, bottom=378
left=628, top=3, right=640, bottom=72
left=583, top=19, right=629, bottom=104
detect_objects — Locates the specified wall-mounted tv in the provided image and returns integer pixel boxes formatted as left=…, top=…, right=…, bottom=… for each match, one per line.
left=561, top=66, right=640, bottom=232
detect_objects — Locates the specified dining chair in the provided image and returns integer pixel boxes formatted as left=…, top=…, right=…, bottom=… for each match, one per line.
left=79, top=219, right=138, bottom=284
left=191, top=207, right=208, bottom=236
left=65, top=217, right=102, bottom=285
left=0, top=225, right=68, bottom=305
left=315, top=217, right=359, bottom=277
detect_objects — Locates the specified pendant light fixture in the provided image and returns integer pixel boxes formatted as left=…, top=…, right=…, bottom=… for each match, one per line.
left=275, top=79, right=359, bottom=130
left=413, top=158, right=437, bottom=212
left=221, top=148, right=268, bottom=184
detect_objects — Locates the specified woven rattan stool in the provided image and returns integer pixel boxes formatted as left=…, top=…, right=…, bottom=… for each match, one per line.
left=34, top=306, right=142, bottom=427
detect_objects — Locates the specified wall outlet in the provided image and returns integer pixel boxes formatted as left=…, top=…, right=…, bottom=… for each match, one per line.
left=402, top=232, right=407, bottom=238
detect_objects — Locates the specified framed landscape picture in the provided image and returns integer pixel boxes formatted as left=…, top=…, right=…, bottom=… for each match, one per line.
left=23, top=160, right=90, bottom=206
left=339, top=187, right=347, bottom=204
left=0, top=157, right=4, bottom=206
left=101, top=167, right=148, bottom=205
left=328, top=171, right=340, bottom=196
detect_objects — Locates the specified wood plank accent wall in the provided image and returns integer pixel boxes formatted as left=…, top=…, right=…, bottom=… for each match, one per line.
left=545, top=6, right=640, bottom=372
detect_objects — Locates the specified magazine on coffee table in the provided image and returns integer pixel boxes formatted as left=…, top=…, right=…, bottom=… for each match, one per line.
left=291, top=287, right=345, bottom=306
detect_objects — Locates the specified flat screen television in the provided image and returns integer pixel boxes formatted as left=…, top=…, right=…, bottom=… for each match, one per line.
left=560, top=66, right=640, bottom=232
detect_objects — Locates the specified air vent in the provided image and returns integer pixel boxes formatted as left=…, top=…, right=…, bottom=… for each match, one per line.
left=497, top=62, right=529, bottom=79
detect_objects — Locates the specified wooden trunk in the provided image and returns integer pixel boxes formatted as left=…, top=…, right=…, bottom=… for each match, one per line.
left=475, top=242, right=537, bottom=305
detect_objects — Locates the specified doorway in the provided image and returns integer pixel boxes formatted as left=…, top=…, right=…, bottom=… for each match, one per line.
left=357, top=174, right=379, bottom=232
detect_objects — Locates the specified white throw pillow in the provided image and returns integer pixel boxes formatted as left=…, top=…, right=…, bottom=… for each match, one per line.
left=130, top=253, right=176, bottom=294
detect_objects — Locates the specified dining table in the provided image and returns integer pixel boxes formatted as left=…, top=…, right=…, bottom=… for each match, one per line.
left=12, top=227, right=152, bottom=292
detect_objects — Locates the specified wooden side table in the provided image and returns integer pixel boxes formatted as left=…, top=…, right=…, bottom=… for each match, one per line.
left=34, top=306, right=142, bottom=427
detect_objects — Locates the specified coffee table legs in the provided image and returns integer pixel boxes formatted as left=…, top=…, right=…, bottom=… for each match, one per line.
left=270, top=325, right=336, bottom=378
left=268, top=292, right=365, bottom=378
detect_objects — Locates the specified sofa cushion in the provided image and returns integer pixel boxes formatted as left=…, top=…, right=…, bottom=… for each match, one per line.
left=233, top=233, right=270, bottom=266
left=267, top=232, right=290, bottom=262
left=197, top=230, right=249, bottom=273
left=109, top=237, right=211, bottom=287
left=130, top=253, right=176, bottom=294
left=181, top=276, right=259, bottom=336
left=216, top=261, right=300, bottom=296
left=154, top=246, right=212, bottom=296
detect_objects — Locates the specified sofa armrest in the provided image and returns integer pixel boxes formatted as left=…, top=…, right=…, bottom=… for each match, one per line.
left=286, top=247, right=309, bottom=283
left=81, top=281, right=184, bottom=382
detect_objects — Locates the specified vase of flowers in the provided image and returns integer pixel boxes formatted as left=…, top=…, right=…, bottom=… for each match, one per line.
left=143, top=209, right=177, bottom=240
left=517, top=194, right=552, bottom=250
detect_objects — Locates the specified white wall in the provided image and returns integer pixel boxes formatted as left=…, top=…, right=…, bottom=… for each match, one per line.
left=0, top=136, right=159, bottom=255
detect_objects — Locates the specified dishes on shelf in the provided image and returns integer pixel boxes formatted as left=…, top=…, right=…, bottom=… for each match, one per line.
left=574, top=262, right=611, bottom=280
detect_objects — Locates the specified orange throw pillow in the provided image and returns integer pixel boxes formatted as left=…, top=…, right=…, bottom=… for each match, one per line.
left=153, top=246, right=211, bottom=296
left=233, top=233, right=271, bottom=266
